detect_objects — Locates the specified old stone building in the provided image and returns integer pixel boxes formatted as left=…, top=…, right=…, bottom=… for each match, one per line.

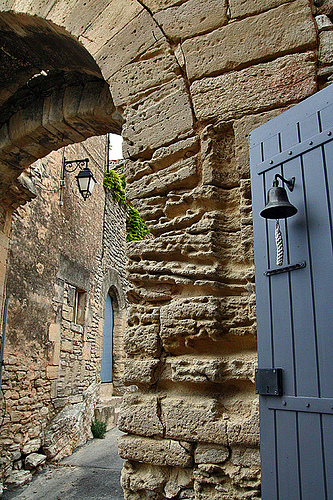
left=0, top=134, right=128, bottom=484
left=0, top=0, right=332, bottom=498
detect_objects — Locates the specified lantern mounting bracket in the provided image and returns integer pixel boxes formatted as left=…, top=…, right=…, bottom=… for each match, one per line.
left=60, top=156, right=96, bottom=203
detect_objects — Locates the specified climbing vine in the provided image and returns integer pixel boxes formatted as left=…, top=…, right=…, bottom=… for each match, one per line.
left=104, top=170, right=149, bottom=242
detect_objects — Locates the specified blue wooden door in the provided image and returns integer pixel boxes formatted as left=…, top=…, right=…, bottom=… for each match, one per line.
left=250, top=85, right=333, bottom=500
left=101, top=292, right=113, bottom=383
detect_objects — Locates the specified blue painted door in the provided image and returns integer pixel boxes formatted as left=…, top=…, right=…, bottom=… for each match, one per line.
left=101, top=293, right=113, bottom=383
left=250, top=85, right=333, bottom=500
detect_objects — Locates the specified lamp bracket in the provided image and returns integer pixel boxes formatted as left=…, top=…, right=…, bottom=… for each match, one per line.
left=273, top=174, right=295, bottom=191
left=62, top=158, right=89, bottom=177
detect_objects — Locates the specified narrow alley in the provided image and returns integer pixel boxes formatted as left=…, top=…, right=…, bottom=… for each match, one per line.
left=2, top=428, right=124, bottom=500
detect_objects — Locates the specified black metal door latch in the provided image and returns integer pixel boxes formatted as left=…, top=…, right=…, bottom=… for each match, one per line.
left=255, top=368, right=283, bottom=396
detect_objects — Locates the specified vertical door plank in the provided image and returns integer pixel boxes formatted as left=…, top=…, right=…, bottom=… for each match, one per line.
left=298, top=412, right=326, bottom=500
left=260, top=403, right=279, bottom=500
left=301, top=146, right=333, bottom=399
left=276, top=410, right=301, bottom=500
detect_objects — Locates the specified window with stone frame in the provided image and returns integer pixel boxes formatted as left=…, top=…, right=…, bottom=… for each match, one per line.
left=73, top=288, right=86, bottom=325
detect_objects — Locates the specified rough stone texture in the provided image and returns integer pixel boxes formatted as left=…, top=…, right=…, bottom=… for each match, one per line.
left=109, top=40, right=180, bottom=107
left=118, top=394, right=164, bottom=438
left=191, top=52, right=317, bottom=122
left=154, top=0, right=228, bottom=42
left=43, top=381, right=97, bottom=461
left=160, top=296, right=256, bottom=353
left=182, top=0, right=317, bottom=81
left=122, top=79, right=194, bottom=159
left=5, top=470, right=32, bottom=490
left=124, top=305, right=161, bottom=357
left=122, top=358, right=162, bottom=387
left=118, top=435, right=193, bottom=467
left=0, top=1, right=325, bottom=499
left=194, top=444, right=230, bottom=464
left=318, top=30, right=333, bottom=66
left=229, top=0, right=294, bottom=19
left=25, top=453, right=46, bottom=469
left=121, top=462, right=193, bottom=499
left=95, top=9, right=164, bottom=79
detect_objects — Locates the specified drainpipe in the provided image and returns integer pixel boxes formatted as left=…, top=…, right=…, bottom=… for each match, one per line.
left=0, top=298, right=9, bottom=392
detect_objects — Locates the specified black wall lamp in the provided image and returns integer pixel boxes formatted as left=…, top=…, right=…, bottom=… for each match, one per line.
left=260, top=174, right=298, bottom=220
left=60, top=157, right=96, bottom=204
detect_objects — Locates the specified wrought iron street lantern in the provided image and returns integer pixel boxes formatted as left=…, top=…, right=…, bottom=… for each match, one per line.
left=60, top=157, right=96, bottom=203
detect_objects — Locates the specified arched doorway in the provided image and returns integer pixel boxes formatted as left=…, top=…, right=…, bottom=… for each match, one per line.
left=101, top=291, right=114, bottom=383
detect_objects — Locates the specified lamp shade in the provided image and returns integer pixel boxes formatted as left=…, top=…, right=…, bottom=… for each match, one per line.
left=76, top=167, right=96, bottom=200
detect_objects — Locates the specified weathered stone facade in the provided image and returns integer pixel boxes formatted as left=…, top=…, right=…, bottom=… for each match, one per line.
left=0, top=0, right=332, bottom=498
left=0, top=135, right=128, bottom=483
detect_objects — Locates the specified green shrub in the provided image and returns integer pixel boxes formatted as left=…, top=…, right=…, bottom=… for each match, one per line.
left=104, top=170, right=149, bottom=242
left=126, top=205, right=149, bottom=242
left=91, top=419, right=107, bottom=439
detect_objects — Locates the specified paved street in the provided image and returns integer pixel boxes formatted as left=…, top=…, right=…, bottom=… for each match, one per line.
left=2, top=428, right=124, bottom=500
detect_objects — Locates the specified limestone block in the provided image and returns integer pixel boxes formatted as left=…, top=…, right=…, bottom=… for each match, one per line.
left=200, top=123, right=238, bottom=188
left=194, top=443, right=229, bottom=464
left=43, top=382, right=98, bottom=460
left=161, top=354, right=257, bottom=384
left=22, top=438, right=41, bottom=455
left=151, top=136, right=200, bottom=171
left=109, top=40, right=179, bottom=107
left=126, top=156, right=198, bottom=201
left=193, top=461, right=261, bottom=499
left=42, top=88, right=86, bottom=146
left=125, top=305, right=161, bottom=357
left=5, top=470, right=32, bottom=490
left=159, top=296, right=256, bottom=353
left=78, top=0, right=143, bottom=56
left=25, top=453, right=46, bottom=469
left=183, top=0, right=316, bottom=81
left=233, top=108, right=287, bottom=180
left=226, top=401, right=260, bottom=447
left=118, top=434, right=193, bottom=467
left=319, top=31, right=333, bottom=66
left=142, top=0, right=188, bottom=13
left=118, top=393, right=164, bottom=437
left=162, top=396, right=228, bottom=444
left=232, top=446, right=261, bottom=468
left=66, top=80, right=120, bottom=137
left=96, top=10, right=164, bottom=79
left=122, top=358, right=161, bottom=386
left=124, top=324, right=161, bottom=357
left=229, top=0, right=293, bottom=18
left=122, top=79, right=194, bottom=159
left=191, top=52, right=317, bottom=122
left=315, top=14, right=333, bottom=32
left=124, top=136, right=199, bottom=190
left=10, top=0, right=58, bottom=17
left=46, top=0, right=110, bottom=38
left=154, top=0, right=227, bottom=42
left=121, top=461, right=193, bottom=499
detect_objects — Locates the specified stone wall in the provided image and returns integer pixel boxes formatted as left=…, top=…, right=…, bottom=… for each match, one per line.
left=0, top=0, right=332, bottom=498
left=0, top=135, right=128, bottom=483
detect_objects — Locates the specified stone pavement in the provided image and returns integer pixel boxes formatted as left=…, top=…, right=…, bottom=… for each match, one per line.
left=2, top=428, right=124, bottom=500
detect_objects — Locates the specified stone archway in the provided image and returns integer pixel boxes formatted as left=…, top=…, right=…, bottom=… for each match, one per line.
left=0, top=10, right=122, bottom=316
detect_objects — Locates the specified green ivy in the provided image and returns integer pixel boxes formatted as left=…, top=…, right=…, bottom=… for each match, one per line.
left=104, top=170, right=149, bottom=242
